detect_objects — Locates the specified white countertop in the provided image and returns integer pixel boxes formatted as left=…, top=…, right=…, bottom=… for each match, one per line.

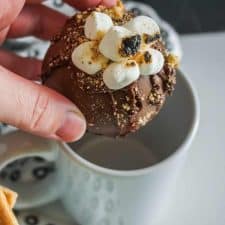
left=161, top=32, right=225, bottom=225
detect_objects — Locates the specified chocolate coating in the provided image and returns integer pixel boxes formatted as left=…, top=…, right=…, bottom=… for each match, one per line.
left=42, top=5, right=176, bottom=137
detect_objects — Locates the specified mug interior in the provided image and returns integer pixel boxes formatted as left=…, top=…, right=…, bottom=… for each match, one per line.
left=68, top=70, right=199, bottom=171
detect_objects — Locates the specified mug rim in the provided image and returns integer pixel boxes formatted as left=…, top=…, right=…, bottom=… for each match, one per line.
left=61, top=69, right=200, bottom=177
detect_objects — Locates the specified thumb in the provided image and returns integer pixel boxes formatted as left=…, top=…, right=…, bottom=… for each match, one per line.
left=0, top=66, right=86, bottom=142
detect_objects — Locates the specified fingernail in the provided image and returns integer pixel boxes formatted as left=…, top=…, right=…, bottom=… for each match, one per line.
left=56, top=112, right=86, bottom=142
left=101, top=0, right=117, bottom=7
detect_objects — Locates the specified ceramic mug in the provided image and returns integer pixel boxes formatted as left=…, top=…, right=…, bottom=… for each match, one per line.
left=0, top=70, right=199, bottom=225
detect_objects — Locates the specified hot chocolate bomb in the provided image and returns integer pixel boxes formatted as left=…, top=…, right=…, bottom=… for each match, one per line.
left=42, top=2, right=178, bottom=137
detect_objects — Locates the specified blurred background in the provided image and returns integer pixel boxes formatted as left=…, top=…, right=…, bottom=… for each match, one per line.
left=132, top=0, right=225, bottom=33
left=3, top=0, right=225, bottom=63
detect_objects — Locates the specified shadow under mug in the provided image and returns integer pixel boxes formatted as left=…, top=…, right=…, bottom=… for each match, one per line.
left=0, top=70, right=199, bottom=225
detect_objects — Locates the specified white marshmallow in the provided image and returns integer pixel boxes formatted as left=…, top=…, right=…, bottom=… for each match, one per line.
left=99, top=26, right=137, bottom=62
left=71, top=41, right=108, bottom=75
left=124, top=16, right=160, bottom=36
left=138, top=48, right=164, bottom=75
left=103, top=60, right=140, bottom=90
left=84, top=12, right=113, bottom=40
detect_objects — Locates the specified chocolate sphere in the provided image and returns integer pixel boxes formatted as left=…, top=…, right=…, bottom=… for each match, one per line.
left=42, top=4, right=177, bottom=137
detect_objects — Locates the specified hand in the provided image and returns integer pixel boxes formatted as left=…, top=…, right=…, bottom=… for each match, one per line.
left=0, top=0, right=116, bottom=142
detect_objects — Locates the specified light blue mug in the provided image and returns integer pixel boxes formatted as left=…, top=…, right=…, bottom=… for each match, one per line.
left=0, top=70, right=199, bottom=225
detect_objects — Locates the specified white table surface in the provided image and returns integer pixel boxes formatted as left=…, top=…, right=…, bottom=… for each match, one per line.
left=23, top=32, right=225, bottom=225
left=162, top=32, right=225, bottom=225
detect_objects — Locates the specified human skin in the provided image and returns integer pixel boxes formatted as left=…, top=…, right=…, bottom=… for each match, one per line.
left=0, top=0, right=116, bottom=142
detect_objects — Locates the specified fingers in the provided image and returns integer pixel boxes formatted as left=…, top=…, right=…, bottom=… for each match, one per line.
left=26, top=0, right=43, bottom=3
left=0, top=0, right=25, bottom=30
left=65, top=0, right=101, bottom=10
left=100, top=0, right=118, bottom=7
left=7, top=4, right=67, bottom=40
left=0, top=27, right=10, bottom=44
left=25, top=0, right=117, bottom=9
left=6, top=0, right=117, bottom=40
left=0, top=50, right=42, bottom=80
left=65, top=0, right=117, bottom=10
left=0, top=66, right=86, bottom=142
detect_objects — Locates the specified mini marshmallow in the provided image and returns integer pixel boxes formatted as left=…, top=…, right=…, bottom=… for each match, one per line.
left=84, top=12, right=113, bottom=40
left=124, top=16, right=160, bottom=37
left=103, top=60, right=140, bottom=90
left=138, top=48, right=164, bottom=75
left=99, top=26, right=141, bottom=62
left=72, top=41, right=108, bottom=75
